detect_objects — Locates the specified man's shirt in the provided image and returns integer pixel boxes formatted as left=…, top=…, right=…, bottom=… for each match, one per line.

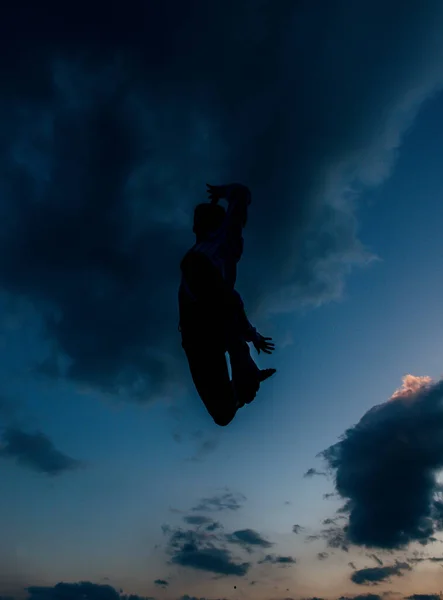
left=178, top=184, right=251, bottom=340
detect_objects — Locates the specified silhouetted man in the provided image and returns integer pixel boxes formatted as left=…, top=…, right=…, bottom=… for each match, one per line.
left=178, top=183, right=276, bottom=426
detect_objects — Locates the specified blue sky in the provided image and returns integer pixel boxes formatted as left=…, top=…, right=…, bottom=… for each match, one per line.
left=1, top=2, right=443, bottom=600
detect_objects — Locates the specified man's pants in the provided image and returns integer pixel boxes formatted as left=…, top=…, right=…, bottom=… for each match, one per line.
left=181, top=293, right=260, bottom=426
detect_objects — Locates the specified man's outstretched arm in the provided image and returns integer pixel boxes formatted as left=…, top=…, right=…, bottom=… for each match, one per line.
left=206, top=183, right=251, bottom=250
left=229, top=290, right=275, bottom=355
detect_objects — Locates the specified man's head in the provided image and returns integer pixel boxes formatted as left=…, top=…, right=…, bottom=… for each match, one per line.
left=193, top=203, right=226, bottom=240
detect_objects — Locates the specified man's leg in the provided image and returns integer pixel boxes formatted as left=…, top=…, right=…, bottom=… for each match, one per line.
left=226, top=290, right=276, bottom=403
left=227, top=338, right=260, bottom=406
left=224, top=290, right=261, bottom=404
left=182, top=340, right=239, bottom=427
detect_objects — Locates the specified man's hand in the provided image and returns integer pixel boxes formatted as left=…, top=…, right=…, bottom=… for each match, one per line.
left=206, top=183, right=226, bottom=204
left=206, top=183, right=251, bottom=205
left=252, top=333, right=275, bottom=355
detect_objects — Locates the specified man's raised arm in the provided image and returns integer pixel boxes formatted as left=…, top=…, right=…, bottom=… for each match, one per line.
left=206, top=182, right=251, bottom=247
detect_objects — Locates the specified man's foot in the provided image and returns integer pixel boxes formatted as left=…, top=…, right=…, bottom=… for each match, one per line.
left=258, top=368, right=277, bottom=382
left=243, top=369, right=276, bottom=404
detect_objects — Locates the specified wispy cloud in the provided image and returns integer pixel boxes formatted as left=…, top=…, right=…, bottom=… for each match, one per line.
left=304, top=468, right=326, bottom=478
left=258, top=554, right=296, bottom=566
left=191, top=491, right=246, bottom=513
left=292, top=524, right=304, bottom=534
left=226, top=529, right=273, bottom=550
left=350, top=562, right=412, bottom=585
left=0, top=427, right=84, bottom=476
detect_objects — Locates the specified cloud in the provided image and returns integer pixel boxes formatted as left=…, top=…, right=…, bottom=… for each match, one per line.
left=258, top=554, right=296, bottom=566
left=406, top=596, right=441, bottom=600
left=339, top=596, right=382, bottom=600
left=227, top=529, right=273, bottom=549
left=0, top=2, right=442, bottom=398
left=305, top=535, right=321, bottom=543
left=367, top=554, right=384, bottom=566
left=0, top=427, right=83, bottom=476
left=317, top=552, right=329, bottom=560
left=187, top=438, right=220, bottom=463
left=304, top=468, right=326, bottom=478
left=25, top=582, right=149, bottom=600
left=181, top=515, right=222, bottom=532
left=170, top=542, right=249, bottom=577
left=321, top=375, right=443, bottom=549
left=320, top=526, right=350, bottom=552
left=165, top=526, right=249, bottom=576
left=323, top=518, right=339, bottom=526
left=172, top=430, right=220, bottom=462
left=153, top=580, right=168, bottom=588
left=350, top=562, right=411, bottom=585
left=206, top=522, right=222, bottom=532
left=183, top=515, right=213, bottom=526
left=292, top=524, right=304, bottom=534
left=191, top=491, right=246, bottom=513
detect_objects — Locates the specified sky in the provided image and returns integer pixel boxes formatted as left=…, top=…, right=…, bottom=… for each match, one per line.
left=1, top=1, right=443, bottom=599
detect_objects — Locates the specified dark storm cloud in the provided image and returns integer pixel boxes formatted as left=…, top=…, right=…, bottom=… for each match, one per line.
left=191, top=491, right=246, bottom=513
left=350, top=562, right=411, bottom=585
left=321, top=376, right=443, bottom=549
left=1, top=2, right=443, bottom=398
left=165, top=525, right=249, bottom=576
left=258, top=554, right=296, bottom=566
left=26, top=582, right=149, bottom=600
left=0, top=427, right=83, bottom=476
left=227, top=529, right=273, bottom=549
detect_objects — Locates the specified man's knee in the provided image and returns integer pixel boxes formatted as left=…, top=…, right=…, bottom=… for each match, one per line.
left=211, top=411, right=235, bottom=427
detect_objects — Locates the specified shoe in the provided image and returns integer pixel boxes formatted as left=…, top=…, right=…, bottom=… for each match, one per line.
left=258, top=368, right=277, bottom=382
left=244, top=369, right=276, bottom=404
